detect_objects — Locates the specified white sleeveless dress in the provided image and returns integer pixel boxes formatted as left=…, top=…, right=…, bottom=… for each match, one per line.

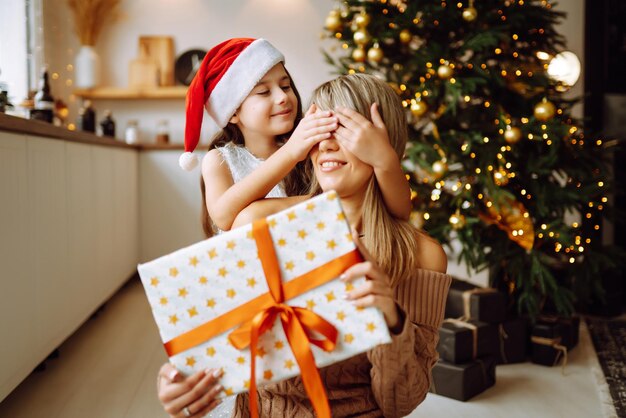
left=207, top=142, right=286, bottom=417
left=218, top=142, right=286, bottom=198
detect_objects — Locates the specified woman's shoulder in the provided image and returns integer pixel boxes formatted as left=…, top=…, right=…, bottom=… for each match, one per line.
left=415, top=231, right=448, bottom=274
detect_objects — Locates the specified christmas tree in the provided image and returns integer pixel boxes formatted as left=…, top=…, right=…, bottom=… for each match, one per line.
left=322, top=0, right=620, bottom=318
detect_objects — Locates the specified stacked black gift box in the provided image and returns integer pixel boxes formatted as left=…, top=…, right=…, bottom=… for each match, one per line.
left=530, top=315, right=580, bottom=368
left=431, top=278, right=528, bottom=401
left=432, top=278, right=582, bottom=401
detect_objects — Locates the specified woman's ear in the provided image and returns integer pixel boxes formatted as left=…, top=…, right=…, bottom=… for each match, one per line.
left=229, top=112, right=239, bottom=124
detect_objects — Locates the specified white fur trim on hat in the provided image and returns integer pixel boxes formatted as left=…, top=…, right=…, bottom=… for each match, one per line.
left=205, top=39, right=285, bottom=129
left=179, top=152, right=199, bottom=171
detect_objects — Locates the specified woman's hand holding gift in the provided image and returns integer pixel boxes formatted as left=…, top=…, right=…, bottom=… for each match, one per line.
left=157, top=363, right=224, bottom=418
left=340, top=231, right=402, bottom=332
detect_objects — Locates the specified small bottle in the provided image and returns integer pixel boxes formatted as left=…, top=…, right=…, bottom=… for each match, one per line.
left=155, top=119, right=170, bottom=144
left=0, top=90, right=11, bottom=113
left=32, top=67, right=55, bottom=123
left=100, top=110, right=116, bottom=138
left=77, top=100, right=96, bottom=133
left=125, top=120, right=139, bottom=144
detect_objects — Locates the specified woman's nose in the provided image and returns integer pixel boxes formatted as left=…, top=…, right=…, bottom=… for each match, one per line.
left=318, top=137, right=339, bottom=152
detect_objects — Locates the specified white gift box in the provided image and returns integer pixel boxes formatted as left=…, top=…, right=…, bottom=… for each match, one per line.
left=138, top=191, right=391, bottom=398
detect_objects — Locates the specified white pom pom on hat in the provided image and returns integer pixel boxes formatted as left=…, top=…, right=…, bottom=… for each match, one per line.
left=181, top=38, right=285, bottom=171
left=179, top=152, right=199, bottom=171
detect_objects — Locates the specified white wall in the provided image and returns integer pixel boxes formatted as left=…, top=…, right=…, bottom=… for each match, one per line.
left=0, top=0, right=29, bottom=104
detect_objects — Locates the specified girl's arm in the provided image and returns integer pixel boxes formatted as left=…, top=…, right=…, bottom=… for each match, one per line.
left=333, top=104, right=412, bottom=220
left=371, top=149, right=412, bottom=221
left=203, top=108, right=337, bottom=231
left=231, top=195, right=309, bottom=228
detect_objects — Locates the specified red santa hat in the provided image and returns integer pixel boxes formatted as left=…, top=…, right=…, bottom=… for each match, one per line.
left=180, top=38, right=285, bottom=171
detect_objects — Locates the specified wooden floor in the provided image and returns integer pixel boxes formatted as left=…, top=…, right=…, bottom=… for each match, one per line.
left=0, top=278, right=615, bottom=418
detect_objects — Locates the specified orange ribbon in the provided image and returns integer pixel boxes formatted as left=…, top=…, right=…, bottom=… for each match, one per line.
left=229, top=218, right=339, bottom=418
left=163, top=218, right=361, bottom=418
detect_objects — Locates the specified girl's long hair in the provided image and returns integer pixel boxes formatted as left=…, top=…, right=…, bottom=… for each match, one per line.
left=307, top=73, right=422, bottom=285
left=200, top=67, right=308, bottom=237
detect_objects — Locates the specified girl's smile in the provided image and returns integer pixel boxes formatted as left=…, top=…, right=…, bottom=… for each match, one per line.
left=271, top=108, right=293, bottom=117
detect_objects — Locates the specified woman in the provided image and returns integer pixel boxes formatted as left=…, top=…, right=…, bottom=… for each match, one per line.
left=158, top=74, right=451, bottom=418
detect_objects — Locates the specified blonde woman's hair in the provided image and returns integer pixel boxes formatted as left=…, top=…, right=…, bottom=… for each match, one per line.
left=309, top=73, right=422, bottom=285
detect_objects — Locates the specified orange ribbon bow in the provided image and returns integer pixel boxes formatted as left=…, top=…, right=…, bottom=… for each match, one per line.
left=228, top=218, right=340, bottom=418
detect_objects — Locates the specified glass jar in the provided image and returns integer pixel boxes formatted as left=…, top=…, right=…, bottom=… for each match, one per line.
left=155, top=119, right=170, bottom=144
left=125, top=120, right=139, bottom=144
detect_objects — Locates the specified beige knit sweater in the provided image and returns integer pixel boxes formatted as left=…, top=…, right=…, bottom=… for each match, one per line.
left=232, top=268, right=451, bottom=418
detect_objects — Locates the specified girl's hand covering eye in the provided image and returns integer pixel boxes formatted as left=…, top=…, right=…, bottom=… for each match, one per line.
left=333, top=103, right=397, bottom=169
left=283, top=103, right=339, bottom=162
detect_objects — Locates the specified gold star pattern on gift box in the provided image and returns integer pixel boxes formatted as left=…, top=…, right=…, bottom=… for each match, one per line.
left=138, top=191, right=391, bottom=399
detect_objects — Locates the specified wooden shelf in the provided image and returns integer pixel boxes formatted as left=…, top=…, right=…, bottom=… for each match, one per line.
left=73, top=86, right=187, bottom=100
left=137, top=143, right=185, bottom=151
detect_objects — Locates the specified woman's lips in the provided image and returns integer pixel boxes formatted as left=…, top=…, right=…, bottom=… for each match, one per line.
left=319, top=160, right=346, bottom=172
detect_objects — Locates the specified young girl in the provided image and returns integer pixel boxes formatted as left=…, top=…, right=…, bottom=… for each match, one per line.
left=180, top=38, right=411, bottom=238
left=159, top=73, right=451, bottom=418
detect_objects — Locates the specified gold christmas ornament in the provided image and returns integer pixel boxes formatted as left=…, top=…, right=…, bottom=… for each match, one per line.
left=449, top=211, right=467, bottom=230
left=493, top=167, right=510, bottom=186
left=534, top=98, right=556, bottom=121
left=431, top=160, right=448, bottom=179
left=462, top=7, right=478, bottom=21
left=479, top=196, right=535, bottom=250
left=354, top=12, right=371, bottom=28
left=367, top=43, right=384, bottom=63
left=352, top=47, right=367, bottom=63
left=437, top=64, right=454, bottom=79
left=325, top=12, right=343, bottom=32
left=504, top=126, right=522, bottom=144
left=353, top=29, right=372, bottom=46
left=410, top=100, right=428, bottom=117
left=399, top=29, right=412, bottom=44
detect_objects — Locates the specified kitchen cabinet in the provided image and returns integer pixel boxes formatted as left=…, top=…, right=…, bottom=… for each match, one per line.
left=0, top=130, right=138, bottom=400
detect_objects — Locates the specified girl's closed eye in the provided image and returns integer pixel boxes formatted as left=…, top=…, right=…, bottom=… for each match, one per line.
left=281, top=85, right=292, bottom=92
left=256, top=90, right=270, bottom=96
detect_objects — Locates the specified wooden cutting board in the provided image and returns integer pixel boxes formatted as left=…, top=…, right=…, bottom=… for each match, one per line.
left=139, top=36, right=175, bottom=87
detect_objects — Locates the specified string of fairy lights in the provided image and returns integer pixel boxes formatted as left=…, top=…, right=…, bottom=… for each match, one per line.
left=323, top=0, right=608, bottom=264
